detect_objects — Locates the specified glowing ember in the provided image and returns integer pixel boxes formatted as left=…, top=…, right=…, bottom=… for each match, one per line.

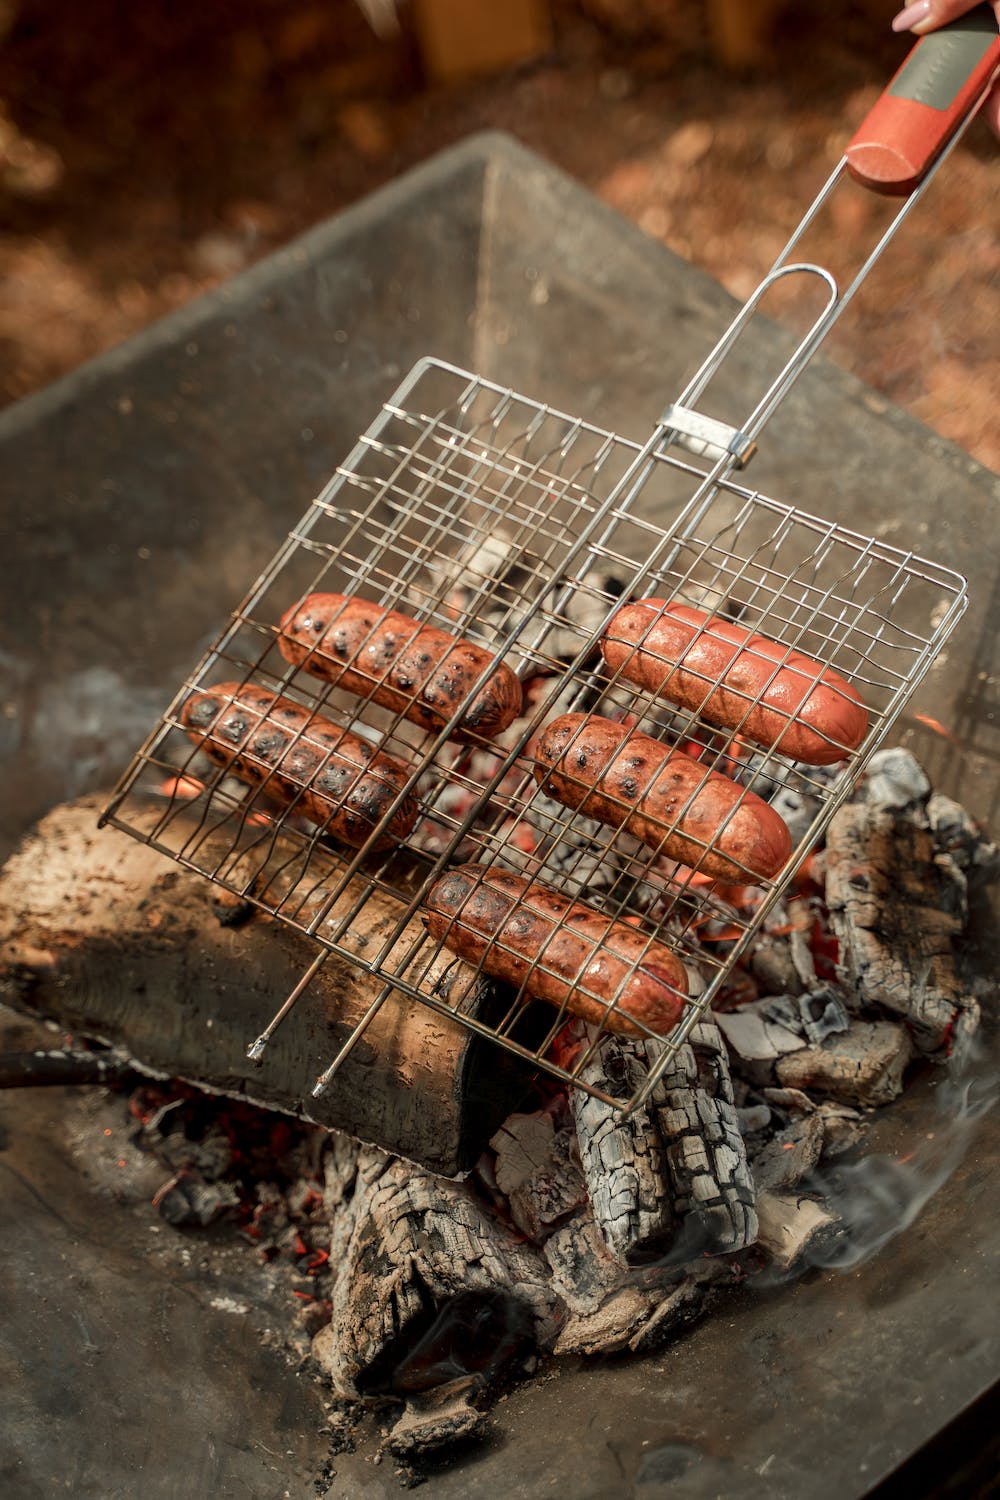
left=913, top=713, right=958, bottom=742
left=158, top=774, right=204, bottom=799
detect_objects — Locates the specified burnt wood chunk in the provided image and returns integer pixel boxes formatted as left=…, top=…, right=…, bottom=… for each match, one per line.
left=754, top=1190, right=843, bottom=1275
left=542, top=1208, right=729, bottom=1358
left=825, top=751, right=984, bottom=1055
left=773, top=1020, right=913, bottom=1108
left=0, top=795, right=533, bottom=1176
left=572, top=1018, right=758, bottom=1264
left=311, top=1146, right=555, bottom=1399
left=489, top=1111, right=588, bottom=1242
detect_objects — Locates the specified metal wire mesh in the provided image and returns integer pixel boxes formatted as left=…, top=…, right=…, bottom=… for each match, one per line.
left=102, top=357, right=968, bottom=1112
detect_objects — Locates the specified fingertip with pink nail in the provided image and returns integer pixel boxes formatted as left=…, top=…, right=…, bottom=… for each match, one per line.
left=891, top=1, right=934, bottom=32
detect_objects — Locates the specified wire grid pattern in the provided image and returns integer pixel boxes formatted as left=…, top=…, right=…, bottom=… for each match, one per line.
left=102, top=358, right=968, bottom=1112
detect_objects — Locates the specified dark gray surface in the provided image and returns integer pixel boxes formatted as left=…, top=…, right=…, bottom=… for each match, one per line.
left=0, top=1013, right=327, bottom=1500
left=2, top=132, right=999, bottom=1498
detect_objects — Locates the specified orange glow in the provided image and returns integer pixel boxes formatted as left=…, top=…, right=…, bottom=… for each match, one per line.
left=159, top=774, right=204, bottom=799
left=913, top=713, right=958, bottom=743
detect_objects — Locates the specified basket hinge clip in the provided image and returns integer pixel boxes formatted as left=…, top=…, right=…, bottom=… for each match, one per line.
left=658, top=403, right=757, bottom=469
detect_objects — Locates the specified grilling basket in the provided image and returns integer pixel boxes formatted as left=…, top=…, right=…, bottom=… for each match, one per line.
left=102, top=12, right=998, bottom=1117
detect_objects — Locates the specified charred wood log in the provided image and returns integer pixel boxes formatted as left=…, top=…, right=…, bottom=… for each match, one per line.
left=0, top=795, right=534, bottom=1176
left=754, top=1190, right=842, bottom=1275
left=542, top=1207, right=731, bottom=1358
left=571, top=1016, right=758, bottom=1264
left=0, top=1047, right=135, bottom=1089
left=311, top=1146, right=555, bottom=1400
left=825, top=750, right=981, bottom=1054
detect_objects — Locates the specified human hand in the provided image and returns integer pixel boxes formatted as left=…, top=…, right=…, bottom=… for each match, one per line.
left=891, top=2, right=1000, bottom=136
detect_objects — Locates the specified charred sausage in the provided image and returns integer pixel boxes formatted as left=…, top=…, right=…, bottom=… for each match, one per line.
left=180, top=682, right=417, bottom=851
left=600, top=600, right=868, bottom=765
left=422, top=864, right=688, bottom=1038
left=277, top=593, right=523, bottom=742
left=530, top=713, right=791, bottom=882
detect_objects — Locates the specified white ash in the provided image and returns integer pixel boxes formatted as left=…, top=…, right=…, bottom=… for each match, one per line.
left=863, top=747, right=931, bottom=810
left=927, top=792, right=1000, bottom=885
left=759, top=987, right=852, bottom=1047
left=715, top=1000, right=809, bottom=1075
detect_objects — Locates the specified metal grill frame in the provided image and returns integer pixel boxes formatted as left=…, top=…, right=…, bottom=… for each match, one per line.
left=101, top=351, right=968, bottom=1114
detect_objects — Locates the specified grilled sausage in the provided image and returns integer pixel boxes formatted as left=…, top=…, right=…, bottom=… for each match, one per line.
left=530, top=713, right=792, bottom=882
left=180, top=682, right=417, bottom=851
left=278, top=593, right=523, bottom=742
left=422, top=864, right=688, bottom=1038
left=600, top=600, right=868, bottom=766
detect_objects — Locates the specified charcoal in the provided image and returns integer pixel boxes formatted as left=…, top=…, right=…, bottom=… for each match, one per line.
left=825, top=790, right=979, bottom=1053
left=571, top=1017, right=758, bottom=1264
left=774, top=1020, right=913, bottom=1108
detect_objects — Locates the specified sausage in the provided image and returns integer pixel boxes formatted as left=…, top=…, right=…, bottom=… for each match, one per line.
left=600, top=599, right=868, bottom=766
left=180, top=682, right=417, bottom=851
left=277, top=592, right=523, bottom=742
left=422, top=864, right=688, bottom=1038
left=530, top=713, right=792, bottom=882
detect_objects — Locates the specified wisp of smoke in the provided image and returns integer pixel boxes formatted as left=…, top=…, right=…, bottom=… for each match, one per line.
left=802, top=1047, right=997, bottom=1272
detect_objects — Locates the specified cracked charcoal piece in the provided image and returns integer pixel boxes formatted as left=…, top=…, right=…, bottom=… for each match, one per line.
left=825, top=792, right=979, bottom=1053
left=310, top=1147, right=556, bottom=1400
left=571, top=1017, right=757, bottom=1264
left=489, top=1111, right=588, bottom=1243
left=542, top=1209, right=730, bottom=1357
left=773, top=1020, right=913, bottom=1108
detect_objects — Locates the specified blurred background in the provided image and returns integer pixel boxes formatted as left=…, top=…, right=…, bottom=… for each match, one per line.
left=0, top=0, right=996, bottom=468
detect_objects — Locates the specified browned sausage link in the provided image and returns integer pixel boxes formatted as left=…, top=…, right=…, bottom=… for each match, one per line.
left=277, top=593, right=523, bottom=742
left=422, top=864, right=688, bottom=1038
left=180, top=682, right=417, bottom=851
left=600, top=600, right=869, bottom=766
left=530, top=713, right=792, bottom=883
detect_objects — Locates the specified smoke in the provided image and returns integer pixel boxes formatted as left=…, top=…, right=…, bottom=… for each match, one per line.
left=800, top=1045, right=997, bottom=1273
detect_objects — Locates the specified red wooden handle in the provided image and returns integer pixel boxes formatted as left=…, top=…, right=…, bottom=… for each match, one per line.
left=846, top=7, right=1000, bottom=194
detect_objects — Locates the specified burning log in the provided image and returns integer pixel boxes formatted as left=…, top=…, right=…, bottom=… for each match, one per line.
left=311, top=1145, right=555, bottom=1402
left=825, top=749, right=985, bottom=1055
left=0, top=1047, right=134, bottom=1089
left=772, top=1019, right=913, bottom=1108
left=488, top=1108, right=589, bottom=1242
left=754, top=1191, right=842, bottom=1275
left=542, top=1208, right=730, bottom=1357
left=0, top=794, right=534, bottom=1177
left=571, top=1015, right=758, bottom=1264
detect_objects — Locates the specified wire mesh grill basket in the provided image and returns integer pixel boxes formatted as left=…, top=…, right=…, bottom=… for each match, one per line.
left=101, top=357, right=967, bottom=1111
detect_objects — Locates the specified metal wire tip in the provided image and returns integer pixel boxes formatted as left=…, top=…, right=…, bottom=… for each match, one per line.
left=246, top=1036, right=269, bottom=1063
